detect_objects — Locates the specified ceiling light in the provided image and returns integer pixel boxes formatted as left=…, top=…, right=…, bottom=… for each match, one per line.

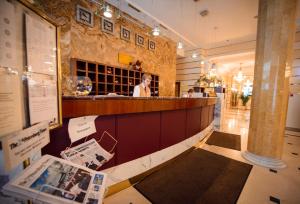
left=192, top=53, right=197, bottom=59
left=103, top=5, right=112, bottom=18
left=234, top=63, right=245, bottom=82
left=152, top=26, right=160, bottom=36
left=200, top=60, right=205, bottom=65
left=211, top=62, right=216, bottom=71
left=177, top=42, right=183, bottom=49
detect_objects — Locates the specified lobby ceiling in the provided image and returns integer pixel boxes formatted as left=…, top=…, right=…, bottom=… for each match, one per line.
left=124, top=0, right=259, bottom=50
left=209, top=51, right=255, bottom=76
left=105, top=0, right=259, bottom=77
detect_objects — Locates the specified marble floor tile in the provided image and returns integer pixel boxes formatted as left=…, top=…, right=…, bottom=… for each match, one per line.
left=104, top=187, right=151, bottom=204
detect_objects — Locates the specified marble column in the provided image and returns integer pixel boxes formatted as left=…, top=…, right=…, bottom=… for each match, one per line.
left=242, top=0, right=297, bottom=169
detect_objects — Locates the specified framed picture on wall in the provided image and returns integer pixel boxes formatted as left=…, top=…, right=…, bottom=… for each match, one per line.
left=76, top=5, right=94, bottom=27
left=101, top=18, right=114, bottom=34
left=148, top=40, right=155, bottom=51
left=135, top=34, right=145, bottom=47
left=120, top=26, right=131, bottom=41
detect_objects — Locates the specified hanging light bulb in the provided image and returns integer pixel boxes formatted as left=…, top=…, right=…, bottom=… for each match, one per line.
left=103, top=5, right=113, bottom=18
left=152, top=26, right=160, bottom=36
left=177, top=42, right=183, bottom=49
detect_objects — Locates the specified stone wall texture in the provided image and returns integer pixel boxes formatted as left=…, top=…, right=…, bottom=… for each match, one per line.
left=34, top=0, right=177, bottom=96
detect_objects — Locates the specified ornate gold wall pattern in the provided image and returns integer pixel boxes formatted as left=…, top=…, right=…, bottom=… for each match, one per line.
left=33, top=0, right=177, bottom=96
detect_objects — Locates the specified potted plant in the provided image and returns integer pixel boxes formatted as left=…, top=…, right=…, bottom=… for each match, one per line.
left=240, top=93, right=250, bottom=109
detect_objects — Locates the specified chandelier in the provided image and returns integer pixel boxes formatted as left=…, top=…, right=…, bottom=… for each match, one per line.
left=234, top=63, right=245, bottom=82
left=209, top=62, right=217, bottom=77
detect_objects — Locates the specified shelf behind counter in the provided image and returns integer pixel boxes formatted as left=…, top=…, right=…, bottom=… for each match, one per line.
left=42, top=96, right=217, bottom=170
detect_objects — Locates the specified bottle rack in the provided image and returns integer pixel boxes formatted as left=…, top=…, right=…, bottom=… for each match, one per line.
left=71, top=58, right=159, bottom=96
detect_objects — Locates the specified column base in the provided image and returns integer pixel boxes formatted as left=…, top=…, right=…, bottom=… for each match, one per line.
left=242, top=151, right=286, bottom=169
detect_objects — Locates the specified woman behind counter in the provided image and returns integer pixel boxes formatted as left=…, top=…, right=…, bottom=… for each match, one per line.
left=133, top=73, right=152, bottom=97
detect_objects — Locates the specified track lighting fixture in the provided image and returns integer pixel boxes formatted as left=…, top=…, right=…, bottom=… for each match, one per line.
left=152, top=26, right=160, bottom=36
left=103, top=5, right=112, bottom=18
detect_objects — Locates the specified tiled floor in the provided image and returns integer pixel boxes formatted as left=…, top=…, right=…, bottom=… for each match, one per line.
left=104, top=108, right=300, bottom=204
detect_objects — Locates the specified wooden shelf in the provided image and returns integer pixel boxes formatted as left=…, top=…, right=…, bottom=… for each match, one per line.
left=72, top=58, right=160, bottom=96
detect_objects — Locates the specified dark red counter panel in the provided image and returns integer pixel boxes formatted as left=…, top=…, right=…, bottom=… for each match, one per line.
left=42, top=118, right=70, bottom=158
left=116, top=112, right=161, bottom=164
left=200, top=106, right=209, bottom=130
left=186, top=108, right=202, bottom=138
left=42, top=104, right=215, bottom=168
left=160, top=110, right=187, bottom=149
left=42, top=116, right=118, bottom=170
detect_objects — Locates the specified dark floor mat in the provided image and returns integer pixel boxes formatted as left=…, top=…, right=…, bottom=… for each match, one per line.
left=134, top=148, right=252, bottom=204
left=206, top=131, right=241, bottom=151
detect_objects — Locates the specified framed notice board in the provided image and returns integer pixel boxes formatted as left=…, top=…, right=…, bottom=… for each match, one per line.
left=0, top=0, right=62, bottom=136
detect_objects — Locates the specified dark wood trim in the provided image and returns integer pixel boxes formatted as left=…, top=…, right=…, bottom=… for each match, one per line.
left=62, top=97, right=217, bottom=118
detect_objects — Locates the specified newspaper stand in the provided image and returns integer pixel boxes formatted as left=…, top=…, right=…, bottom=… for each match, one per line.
left=3, top=155, right=107, bottom=204
left=61, top=130, right=118, bottom=171
left=31, top=185, right=82, bottom=204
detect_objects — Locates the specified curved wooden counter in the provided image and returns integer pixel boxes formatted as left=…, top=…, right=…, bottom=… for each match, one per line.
left=43, top=97, right=217, bottom=170
left=62, top=96, right=217, bottom=117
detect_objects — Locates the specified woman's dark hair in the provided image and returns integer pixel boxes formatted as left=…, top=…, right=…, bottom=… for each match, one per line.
left=188, top=89, right=194, bottom=93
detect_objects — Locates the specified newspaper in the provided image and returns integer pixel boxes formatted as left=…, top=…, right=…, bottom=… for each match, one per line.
left=3, top=155, right=107, bottom=204
left=61, top=139, right=114, bottom=170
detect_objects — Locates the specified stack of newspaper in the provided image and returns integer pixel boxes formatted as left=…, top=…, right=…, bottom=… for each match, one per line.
left=61, top=138, right=114, bottom=170
left=3, top=155, right=107, bottom=204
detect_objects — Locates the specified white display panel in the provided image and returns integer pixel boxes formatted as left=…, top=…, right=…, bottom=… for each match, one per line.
left=24, top=12, right=61, bottom=127
left=27, top=73, right=59, bottom=126
left=25, top=14, right=57, bottom=76
left=0, top=69, right=23, bottom=138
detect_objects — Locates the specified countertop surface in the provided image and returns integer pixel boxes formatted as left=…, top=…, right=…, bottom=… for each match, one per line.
left=62, top=95, right=218, bottom=100
left=62, top=96, right=217, bottom=117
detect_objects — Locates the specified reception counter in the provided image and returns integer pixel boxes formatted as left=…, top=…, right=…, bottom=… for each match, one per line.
left=42, top=96, right=217, bottom=171
left=61, top=96, right=216, bottom=117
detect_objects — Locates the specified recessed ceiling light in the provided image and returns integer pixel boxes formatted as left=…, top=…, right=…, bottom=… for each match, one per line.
left=200, top=60, right=205, bottom=65
left=192, top=53, right=198, bottom=59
